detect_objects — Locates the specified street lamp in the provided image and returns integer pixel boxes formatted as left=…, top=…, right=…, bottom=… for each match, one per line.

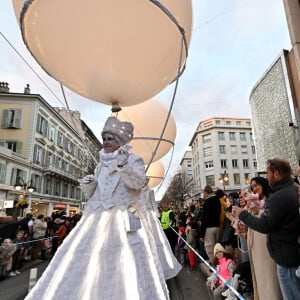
left=219, top=170, right=229, bottom=191
left=14, top=176, right=35, bottom=215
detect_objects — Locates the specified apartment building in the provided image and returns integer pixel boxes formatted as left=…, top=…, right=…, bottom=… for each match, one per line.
left=179, top=150, right=193, bottom=197
left=189, top=117, right=257, bottom=196
left=0, top=82, right=102, bottom=218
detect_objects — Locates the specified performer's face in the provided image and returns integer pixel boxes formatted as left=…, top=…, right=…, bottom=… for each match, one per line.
left=102, top=134, right=119, bottom=153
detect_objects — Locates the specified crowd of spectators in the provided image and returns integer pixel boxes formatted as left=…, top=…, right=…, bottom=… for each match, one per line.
left=0, top=211, right=81, bottom=280
left=162, top=158, right=300, bottom=300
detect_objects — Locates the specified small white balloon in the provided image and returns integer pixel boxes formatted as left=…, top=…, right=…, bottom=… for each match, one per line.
left=118, top=99, right=176, bottom=164
left=146, top=160, right=165, bottom=188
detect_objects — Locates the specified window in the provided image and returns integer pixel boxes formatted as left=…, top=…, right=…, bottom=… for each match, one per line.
left=246, top=122, right=251, bottom=126
left=63, top=183, right=68, bottom=197
left=1, top=109, right=22, bottom=129
left=0, top=140, right=22, bottom=153
left=202, top=134, right=211, bottom=144
left=240, top=132, right=246, bottom=141
left=243, top=159, right=249, bottom=168
left=241, top=145, right=247, bottom=154
left=252, top=145, right=255, bottom=154
left=44, top=177, right=52, bottom=194
left=220, top=159, right=227, bottom=169
left=48, top=125, right=56, bottom=142
left=253, top=160, right=257, bottom=168
left=226, top=121, right=231, bottom=125
left=36, top=114, right=48, bottom=136
left=55, top=157, right=63, bottom=169
left=55, top=179, right=61, bottom=196
left=229, top=132, right=235, bottom=140
left=31, top=174, right=41, bottom=193
left=46, top=151, right=55, bottom=166
left=219, top=145, right=226, bottom=154
left=218, top=132, right=225, bottom=141
left=206, top=175, right=215, bottom=186
left=0, top=160, right=6, bottom=184
left=70, top=185, right=75, bottom=199
left=10, top=168, right=26, bottom=186
left=232, top=159, right=238, bottom=168
left=203, top=147, right=212, bottom=157
left=244, top=173, right=250, bottom=185
left=57, top=131, right=64, bottom=147
left=236, top=121, right=241, bottom=126
left=230, top=145, right=237, bottom=155
left=204, top=161, right=214, bottom=171
left=250, top=132, right=253, bottom=141
left=33, top=145, right=44, bottom=165
left=233, top=173, right=240, bottom=185
left=215, top=120, right=220, bottom=125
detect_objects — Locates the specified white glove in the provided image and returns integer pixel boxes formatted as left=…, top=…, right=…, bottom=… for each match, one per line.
left=80, top=174, right=95, bottom=184
left=116, top=146, right=129, bottom=167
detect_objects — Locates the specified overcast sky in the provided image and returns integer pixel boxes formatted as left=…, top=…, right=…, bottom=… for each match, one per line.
left=0, top=1, right=291, bottom=200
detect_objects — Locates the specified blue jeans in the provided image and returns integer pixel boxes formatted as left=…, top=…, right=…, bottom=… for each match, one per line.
left=277, top=264, right=300, bottom=300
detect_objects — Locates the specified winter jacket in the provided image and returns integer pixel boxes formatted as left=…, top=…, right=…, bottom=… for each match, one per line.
left=199, top=193, right=221, bottom=238
left=239, top=177, right=300, bottom=267
left=33, top=219, right=47, bottom=239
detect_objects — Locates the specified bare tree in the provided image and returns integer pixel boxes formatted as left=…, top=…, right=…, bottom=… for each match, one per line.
left=163, top=172, right=194, bottom=205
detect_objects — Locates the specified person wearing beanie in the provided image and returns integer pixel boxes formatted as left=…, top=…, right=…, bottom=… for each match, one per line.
left=206, top=243, right=236, bottom=300
left=25, top=116, right=170, bottom=300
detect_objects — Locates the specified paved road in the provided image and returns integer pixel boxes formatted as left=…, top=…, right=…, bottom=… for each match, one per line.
left=0, top=260, right=49, bottom=300
left=0, top=259, right=210, bottom=300
left=168, top=264, right=210, bottom=300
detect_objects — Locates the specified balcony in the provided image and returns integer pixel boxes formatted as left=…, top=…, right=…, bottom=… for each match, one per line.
left=43, top=164, right=78, bottom=182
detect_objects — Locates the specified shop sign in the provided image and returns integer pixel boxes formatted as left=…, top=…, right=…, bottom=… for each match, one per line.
left=54, top=204, right=67, bottom=209
left=4, top=200, right=14, bottom=208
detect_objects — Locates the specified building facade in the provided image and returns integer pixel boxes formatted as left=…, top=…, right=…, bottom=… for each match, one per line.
left=189, top=117, right=257, bottom=196
left=249, top=50, right=299, bottom=171
left=179, top=150, right=194, bottom=201
left=0, top=83, right=102, bottom=218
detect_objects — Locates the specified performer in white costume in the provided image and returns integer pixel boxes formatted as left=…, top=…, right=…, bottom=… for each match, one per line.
left=25, top=116, right=170, bottom=300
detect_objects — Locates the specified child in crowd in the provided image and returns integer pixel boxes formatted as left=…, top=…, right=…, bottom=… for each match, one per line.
left=206, top=243, right=236, bottom=300
left=0, top=238, right=16, bottom=278
left=184, top=221, right=197, bottom=271
left=177, top=226, right=186, bottom=267
left=11, top=230, right=26, bottom=275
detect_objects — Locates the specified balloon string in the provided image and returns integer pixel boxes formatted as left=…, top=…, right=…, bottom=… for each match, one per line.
left=149, top=0, right=188, bottom=60
left=155, top=145, right=174, bottom=195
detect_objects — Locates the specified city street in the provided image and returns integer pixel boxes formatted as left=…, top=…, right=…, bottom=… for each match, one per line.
left=0, top=258, right=210, bottom=300
left=0, top=259, right=49, bottom=300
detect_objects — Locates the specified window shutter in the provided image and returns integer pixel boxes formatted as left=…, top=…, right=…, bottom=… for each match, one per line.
left=1, top=110, right=9, bottom=128
left=16, top=141, right=22, bottom=154
left=13, top=109, right=22, bottom=128
left=33, top=145, right=38, bottom=163
left=0, top=163, right=6, bottom=184
left=36, top=115, right=41, bottom=132
left=43, top=120, right=48, bottom=137
left=10, top=167, right=17, bottom=185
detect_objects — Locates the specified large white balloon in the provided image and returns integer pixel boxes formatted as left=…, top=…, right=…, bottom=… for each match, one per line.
left=17, top=0, right=193, bottom=106
left=12, top=0, right=23, bottom=25
left=117, top=99, right=176, bottom=164
left=146, top=160, right=165, bottom=188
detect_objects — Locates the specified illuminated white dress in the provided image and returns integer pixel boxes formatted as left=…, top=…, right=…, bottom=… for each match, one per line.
left=25, top=149, right=169, bottom=300
left=141, top=187, right=182, bottom=279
